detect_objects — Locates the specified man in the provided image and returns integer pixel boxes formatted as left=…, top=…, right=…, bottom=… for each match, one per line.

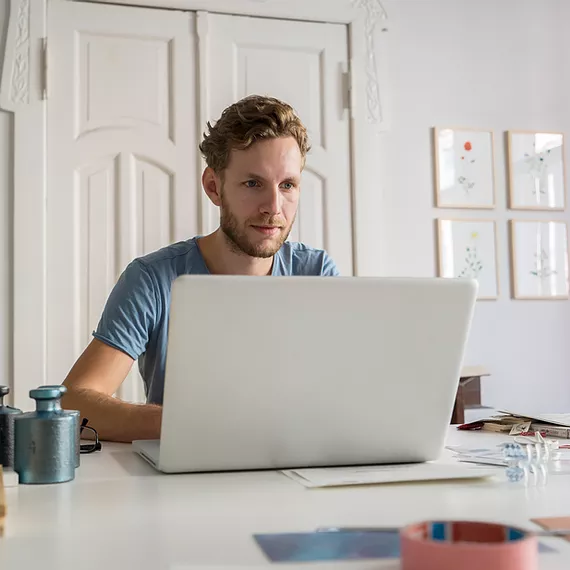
left=62, top=95, right=339, bottom=443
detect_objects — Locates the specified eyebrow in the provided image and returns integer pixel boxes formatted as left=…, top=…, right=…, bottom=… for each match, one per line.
left=244, top=173, right=300, bottom=183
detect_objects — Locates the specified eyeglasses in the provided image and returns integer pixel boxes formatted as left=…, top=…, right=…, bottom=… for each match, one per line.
left=80, top=417, right=102, bottom=454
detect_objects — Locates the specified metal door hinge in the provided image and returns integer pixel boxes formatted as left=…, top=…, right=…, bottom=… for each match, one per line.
left=342, top=61, right=355, bottom=118
left=41, top=37, right=47, bottom=100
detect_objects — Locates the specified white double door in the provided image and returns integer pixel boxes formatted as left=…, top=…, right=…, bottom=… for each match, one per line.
left=46, top=1, right=353, bottom=402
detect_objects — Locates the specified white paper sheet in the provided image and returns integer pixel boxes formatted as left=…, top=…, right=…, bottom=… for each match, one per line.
left=446, top=446, right=508, bottom=467
left=281, top=462, right=498, bottom=488
left=499, top=411, right=570, bottom=428
left=1, top=468, right=18, bottom=487
left=448, top=444, right=570, bottom=469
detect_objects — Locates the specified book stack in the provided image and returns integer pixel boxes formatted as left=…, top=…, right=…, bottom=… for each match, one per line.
left=458, top=411, right=570, bottom=439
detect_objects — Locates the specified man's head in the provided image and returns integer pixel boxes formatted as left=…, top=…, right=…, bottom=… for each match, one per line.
left=199, top=95, right=310, bottom=258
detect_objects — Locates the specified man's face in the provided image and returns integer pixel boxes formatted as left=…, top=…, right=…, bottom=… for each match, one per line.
left=217, top=137, right=302, bottom=258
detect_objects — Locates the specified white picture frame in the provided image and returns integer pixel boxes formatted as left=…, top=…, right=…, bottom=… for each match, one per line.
left=437, top=219, right=499, bottom=300
left=510, top=220, right=569, bottom=300
left=433, top=127, right=496, bottom=209
left=508, top=131, right=567, bottom=211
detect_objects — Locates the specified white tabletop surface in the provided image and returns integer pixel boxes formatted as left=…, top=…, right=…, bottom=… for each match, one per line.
left=1, top=428, right=570, bottom=569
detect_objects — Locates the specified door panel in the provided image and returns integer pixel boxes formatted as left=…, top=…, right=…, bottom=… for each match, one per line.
left=76, top=33, right=173, bottom=140
left=76, top=155, right=119, bottom=353
left=47, top=2, right=198, bottom=402
left=203, top=14, right=354, bottom=275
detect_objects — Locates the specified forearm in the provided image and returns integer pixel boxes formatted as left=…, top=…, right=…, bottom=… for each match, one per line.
left=61, top=387, right=162, bottom=443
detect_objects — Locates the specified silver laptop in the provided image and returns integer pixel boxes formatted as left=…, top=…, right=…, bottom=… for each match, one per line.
left=133, top=275, right=477, bottom=473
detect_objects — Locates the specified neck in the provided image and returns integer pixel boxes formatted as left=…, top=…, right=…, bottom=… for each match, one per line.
left=197, top=229, right=274, bottom=276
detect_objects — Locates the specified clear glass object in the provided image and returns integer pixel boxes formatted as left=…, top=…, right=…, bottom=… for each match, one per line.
left=502, top=442, right=550, bottom=485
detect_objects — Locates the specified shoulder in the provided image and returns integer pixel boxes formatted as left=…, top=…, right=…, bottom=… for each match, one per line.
left=110, top=238, right=205, bottom=316
left=136, top=239, right=198, bottom=268
left=276, top=241, right=339, bottom=276
left=132, top=238, right=206, bottom=283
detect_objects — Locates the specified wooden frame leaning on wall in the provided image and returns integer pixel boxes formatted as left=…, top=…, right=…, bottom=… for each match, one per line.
left=0, top=0, right=390, bottom=408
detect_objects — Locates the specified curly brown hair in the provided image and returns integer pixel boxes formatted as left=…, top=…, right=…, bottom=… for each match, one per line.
left=199, top=95, right=310, bottom=174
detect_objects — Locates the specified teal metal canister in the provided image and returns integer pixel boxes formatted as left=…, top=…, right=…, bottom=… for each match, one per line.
left=0, top=386, right=22, bottom=468
left=14, top=386, right=77, bottom=484
left=43, top=385, right=80, bottom=468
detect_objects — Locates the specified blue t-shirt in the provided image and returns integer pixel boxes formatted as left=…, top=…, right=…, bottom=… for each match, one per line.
left=93, top=237, right=339, bottom=404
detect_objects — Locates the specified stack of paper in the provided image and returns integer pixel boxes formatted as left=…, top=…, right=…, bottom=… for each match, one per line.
left=282, top=462, right=497, bottom=488
left=448, top=444, right=570, bottom=469
left=459, top=411, right=570, bottom=439
left=1, top=468, right=18, bottom=487
left=446, top=446, right=508, bottom=467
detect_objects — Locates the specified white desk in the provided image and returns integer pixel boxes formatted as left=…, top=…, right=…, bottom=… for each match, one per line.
left=1, top=429, right=570, bottom=569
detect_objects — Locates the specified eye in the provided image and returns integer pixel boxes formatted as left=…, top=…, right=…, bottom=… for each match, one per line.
left=281, top=182, right=295, bottom=191
left=244, top=180, right=259, bottom=188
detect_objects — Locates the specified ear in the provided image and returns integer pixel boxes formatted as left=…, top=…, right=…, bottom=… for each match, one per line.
left=202, top=167, right=222, bottom=207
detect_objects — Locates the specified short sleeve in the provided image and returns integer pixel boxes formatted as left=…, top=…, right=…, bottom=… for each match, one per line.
left=93, top=260, right=158, bottom=360
left=321, top=252, right=340, bottom=276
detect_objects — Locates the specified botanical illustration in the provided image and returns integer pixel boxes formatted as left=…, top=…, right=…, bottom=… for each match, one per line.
left=530, top=248, right=557, bottom=280
left=508, top=132, right=565, bottom=210
left=511, top=220, right=569, bottom=299
left=457, top=141, right=476, bottom=194
left=457, top=231, right=483, bottom=278
left=438, top=220, right=498, bottom=299
left=523, top=140, right=552, bottom=199
left=435, top=128, right=495, bottom=208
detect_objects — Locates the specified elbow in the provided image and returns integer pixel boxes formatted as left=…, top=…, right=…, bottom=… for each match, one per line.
left=61, top=385, right=90, bottom=415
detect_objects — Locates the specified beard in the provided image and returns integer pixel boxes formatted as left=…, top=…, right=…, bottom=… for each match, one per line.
left=220, top=191, right=294, bottom=258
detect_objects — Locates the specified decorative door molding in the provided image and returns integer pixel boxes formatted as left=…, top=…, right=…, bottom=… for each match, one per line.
left=351, top=0, right=388, bottom=124
left=4, top=0, right=31, bottom=106
left=81, top=0, right=390, bottom=128
left=0, top=0, right=47, bottom=407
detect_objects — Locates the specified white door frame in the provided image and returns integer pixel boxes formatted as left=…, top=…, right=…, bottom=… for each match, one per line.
left=0, top=0, right=47, bottom=406
left=0, top=0, right=390, bottom=408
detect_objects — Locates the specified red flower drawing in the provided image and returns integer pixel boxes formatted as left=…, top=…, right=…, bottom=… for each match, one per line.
left=464, top=141, right=472, bottom=151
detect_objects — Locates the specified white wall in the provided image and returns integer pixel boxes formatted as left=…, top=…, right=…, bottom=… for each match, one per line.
left=380, top=0, right=570, bottom=411
left=0, top=1, right=12, bottom=394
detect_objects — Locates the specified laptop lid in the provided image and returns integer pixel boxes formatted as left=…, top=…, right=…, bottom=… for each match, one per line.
left=157, top=276, right=477, bottom=473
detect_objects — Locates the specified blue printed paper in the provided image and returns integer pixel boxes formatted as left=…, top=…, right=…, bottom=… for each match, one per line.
left=254, top=531, right=400, bottom=562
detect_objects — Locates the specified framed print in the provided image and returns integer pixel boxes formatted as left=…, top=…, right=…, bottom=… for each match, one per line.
left=434, top=127, right=496, bottom=209
left=510, top=220, right=569, bottom=299
left=437, top=219, right=499, bottom=300
left=507, top=131, right=566, bottom=210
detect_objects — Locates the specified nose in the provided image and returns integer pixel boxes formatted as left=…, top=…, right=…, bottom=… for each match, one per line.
left=260, top=185, right=282, bottom=216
